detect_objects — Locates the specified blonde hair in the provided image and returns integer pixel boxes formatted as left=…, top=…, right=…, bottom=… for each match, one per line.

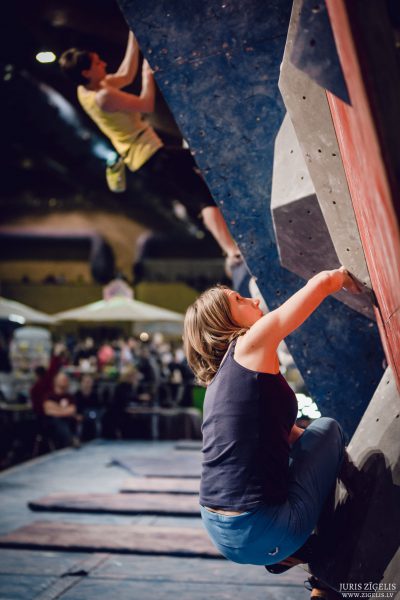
left=183, top=285, right=248, bottom=386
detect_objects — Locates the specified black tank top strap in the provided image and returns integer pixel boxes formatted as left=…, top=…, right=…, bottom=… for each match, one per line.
left=225, top=336, right=240, bottom=364
left=229, top=336, right=238, bottom=351
left=209, top=338, right=238, bottom=386
left=222, top=337, right=239, bottom=368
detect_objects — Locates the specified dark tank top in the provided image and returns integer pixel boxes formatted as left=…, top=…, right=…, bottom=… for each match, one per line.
left=199, top=338, right=298, bottom=511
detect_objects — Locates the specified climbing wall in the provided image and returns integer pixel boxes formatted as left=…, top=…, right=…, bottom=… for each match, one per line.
left=278, top=0, right=400, bottom=589
left=118, top=0, right=384, bottom=436
left=278, top=0, right=371, bottom=299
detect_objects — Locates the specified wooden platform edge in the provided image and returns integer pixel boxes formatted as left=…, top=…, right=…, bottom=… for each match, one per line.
left=0, top=540, right=223, bottom=560
left=27, top=500, right=200, bottom=518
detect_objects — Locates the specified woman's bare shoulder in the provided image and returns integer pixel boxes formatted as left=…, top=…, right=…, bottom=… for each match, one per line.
left=234, top=333, right=279, bottom=374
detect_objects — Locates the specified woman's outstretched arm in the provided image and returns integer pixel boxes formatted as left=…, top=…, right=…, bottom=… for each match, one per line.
left=242, top=267, right=360, bottom=353
left=105, top=31, right=139, bottom=89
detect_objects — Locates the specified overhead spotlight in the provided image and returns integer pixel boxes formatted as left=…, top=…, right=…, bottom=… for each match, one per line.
left=36, top=51, right=57, bottom=64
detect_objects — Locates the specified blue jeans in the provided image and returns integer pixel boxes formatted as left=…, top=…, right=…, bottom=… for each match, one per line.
left=200, top=417, right=346, bottom=565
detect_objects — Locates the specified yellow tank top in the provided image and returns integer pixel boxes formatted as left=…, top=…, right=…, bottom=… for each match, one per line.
left=77, top=85, right=163, bottom=172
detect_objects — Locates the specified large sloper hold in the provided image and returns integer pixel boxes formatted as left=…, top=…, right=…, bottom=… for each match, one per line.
left=118, top=0, right=383, bottom=436
left=279, top=0, right=371, bottom=295
left=271, top=113, right=374, bottom=320
left=309, top=367, right=400, bottom=588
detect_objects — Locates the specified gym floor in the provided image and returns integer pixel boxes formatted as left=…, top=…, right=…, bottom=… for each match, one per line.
left=0, top=440, right=310, bottom=599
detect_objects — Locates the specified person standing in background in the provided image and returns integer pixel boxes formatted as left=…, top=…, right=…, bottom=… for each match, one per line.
left=43, top=372, right=80, bottom=448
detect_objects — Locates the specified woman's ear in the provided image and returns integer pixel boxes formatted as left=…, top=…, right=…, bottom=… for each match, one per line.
left=81, top=69, right=91, bottom=81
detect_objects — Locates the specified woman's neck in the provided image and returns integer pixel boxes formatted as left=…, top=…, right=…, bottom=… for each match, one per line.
left=84, top=79, right=102, bottom=91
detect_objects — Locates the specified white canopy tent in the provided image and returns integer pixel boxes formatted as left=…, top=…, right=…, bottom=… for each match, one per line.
left=53, top=296, right=184, bottom=325
left=0, top=296, right=55, bottom=325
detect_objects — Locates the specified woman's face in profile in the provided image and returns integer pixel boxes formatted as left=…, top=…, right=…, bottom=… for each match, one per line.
left=223, top=289, right=263, bottom=328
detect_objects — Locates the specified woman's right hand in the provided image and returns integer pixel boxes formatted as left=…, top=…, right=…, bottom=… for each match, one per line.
left=329, top=266, right=363, bottom=294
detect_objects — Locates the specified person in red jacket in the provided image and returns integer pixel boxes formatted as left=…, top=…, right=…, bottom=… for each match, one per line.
left=43, top=372, right=80, bottom=448
left=30, top=343, right=66, bottom=416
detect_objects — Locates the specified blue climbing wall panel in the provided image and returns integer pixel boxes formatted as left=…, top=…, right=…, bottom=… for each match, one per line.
left=118, top=0, right=384, bottom=436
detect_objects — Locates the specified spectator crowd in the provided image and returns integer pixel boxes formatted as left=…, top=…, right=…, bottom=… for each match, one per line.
left=0, top=333, right=199, bottom=467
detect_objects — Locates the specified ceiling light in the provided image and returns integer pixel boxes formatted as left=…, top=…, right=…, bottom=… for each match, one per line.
left=36, top=51, right=57, bottom=64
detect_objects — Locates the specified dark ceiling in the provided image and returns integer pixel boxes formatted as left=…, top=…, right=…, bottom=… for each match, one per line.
left=0, top=0, right=219, bottom=257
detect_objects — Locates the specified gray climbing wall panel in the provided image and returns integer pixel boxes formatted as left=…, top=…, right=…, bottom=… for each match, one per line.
left=271, top=113, right=374, bottom=320
left=279, top=0, right=371, bottom=291
left=118, top=0, right=384, bottom=436
left=290, top=0, right=349, bottom=104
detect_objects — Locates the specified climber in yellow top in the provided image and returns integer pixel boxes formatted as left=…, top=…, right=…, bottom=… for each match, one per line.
left=60, top=31, right=242, bottom=270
